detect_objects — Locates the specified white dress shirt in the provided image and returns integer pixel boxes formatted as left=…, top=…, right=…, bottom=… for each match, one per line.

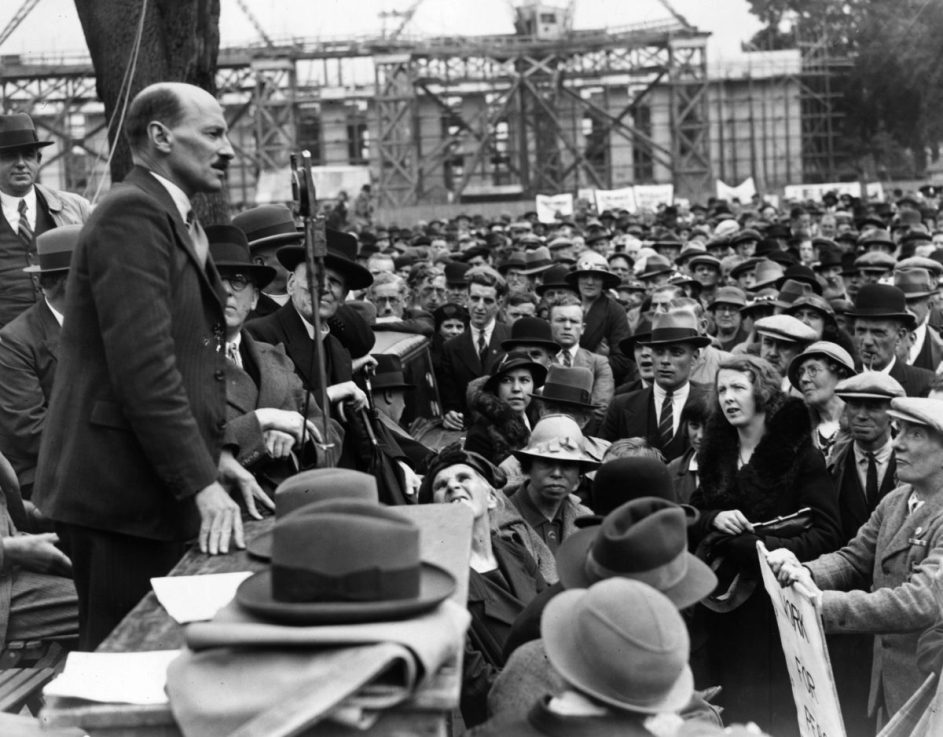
left=46, top=299, right=64, bottom=327
left=0, top=188, right=37, bottom=231
left=225, top=333, right=243, bottom=369
left=472, top=320, right=496, bottom=353
left=557, top=345, right=579, bottom=366
left=852, top=438, right=894, bottom=492
left=909, top=316, right=929, bottom=365
left=653, top=381, right=690, bottom=438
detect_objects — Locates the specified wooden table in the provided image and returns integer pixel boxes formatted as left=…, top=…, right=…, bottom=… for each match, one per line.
left=41, top=505, right=473, bottom=736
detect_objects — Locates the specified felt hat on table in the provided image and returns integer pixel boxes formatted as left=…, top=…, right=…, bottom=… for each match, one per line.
left=237, top=499, right=455, bottom=624
left=22, top=224, right=81, bottom=274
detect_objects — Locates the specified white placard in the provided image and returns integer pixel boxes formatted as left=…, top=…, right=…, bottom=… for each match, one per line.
left=535, top=193, right=575, bottom=223
left=633, top=184, right=674, bottom=211
left=716, top=176, right=757, bottom=202
left=783, top=182, right=862, bottom=201
left=594, top=186, right=638, bottom=214
left=758, top=543, right=847, bottom=737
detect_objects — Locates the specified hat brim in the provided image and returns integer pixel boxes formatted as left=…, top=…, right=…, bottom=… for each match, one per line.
left=370, top=380, right=415, bottom=392
left=555, top=526, right=716, bottom=609
left=512, top=448, right=599, bottom=467
left=235, top=562, right=455, bottom=624
left=637, top=267, right=673, bottom=280
left=214, top=261, right=277, bottom=290
left=565, top=270, right=622, bottom=289
left=0, top=140, right=54, bottom=152
left=22, top=264, right=68, bottom=274
left=277, top=247, right=374, bottom=291
left=531, top=393, right=596, bottom=411
left=640, top=334, right=712, bottom=348
left=248, top=231, right=304, bottom=250
left=483, top=360, right=548, bottom=393
left=519, top=263, right=554, bottom=276
left=835, top=391, right=898, bottom=401
left=543, top=589, right=695, bottom=714
left=845, top=309, right=917, bottom=330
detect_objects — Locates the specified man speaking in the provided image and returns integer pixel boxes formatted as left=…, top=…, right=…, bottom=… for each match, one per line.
left=35, top=82, right=264, bottom=649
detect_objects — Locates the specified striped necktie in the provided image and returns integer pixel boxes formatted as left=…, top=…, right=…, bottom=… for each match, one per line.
left=658, top=391, right=674, bottom=449
left=17, top=199, right=33, bottom=247
left=477, top=330, right=488, bottom=366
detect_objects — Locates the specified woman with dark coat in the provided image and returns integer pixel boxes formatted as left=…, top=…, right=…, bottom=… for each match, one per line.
left=419, top=447, right=547, bottom=728
left=690, top=354, right=842, bottom=737
left=464, top=350, right=547, bottom=467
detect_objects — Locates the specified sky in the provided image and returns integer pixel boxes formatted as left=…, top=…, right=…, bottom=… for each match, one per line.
left=1, top=0, right=763, bottom=63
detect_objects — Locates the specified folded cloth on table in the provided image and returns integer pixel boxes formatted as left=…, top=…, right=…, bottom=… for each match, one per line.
left=167, top=600, right=470, bottom=737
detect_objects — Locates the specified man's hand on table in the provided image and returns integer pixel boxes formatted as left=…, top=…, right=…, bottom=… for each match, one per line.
left=218, top=449, right=274, bottom=521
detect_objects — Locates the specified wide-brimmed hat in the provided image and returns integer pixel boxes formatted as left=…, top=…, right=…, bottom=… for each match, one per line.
left=787, top=340, right=856, bottom=390
left=835, top=371, right=904, bottom=401
left=730, top=228, right=761, bottom=246
left=894, top=269, right=935, bottom=300
left=247, top=469, right=379, bottom=560
left=532, top=365, right=596, bottom=410
left=707, top=286, right=747, bottom=310
left=749, top=259, right=785, bottom=290
left=483, top=349, right=548, bottom=393
left=773, top=279, right=815, bottom=309
left=775, top=264, right=822, bottom=295
left=754, top=314, right=818, bottom=344
left=855, top=251, right=896, bottom=274
left=535, top=265, right=576, bottom=297
left=640, top=312, right=711, bottom=348
left=637, top=254, right=674, bottom=280
left=237, top=499, right=455, bottom=624
left=518, top=246, right=554, bottom=275
left=206, top=225, right=276, bottom=289
left=542, top=579, right=694, bottom=714
left=887, top=397, right=943, bottom=435
left=565, top=252, right=621, bottom=290
left=22, top=224, right=81, bottom=274
left=371, top=354, right=414, bottom=392
left=729, top=256, right=759, bottom=279
left=513, top=415, right=599, bottom=467
left=276, top=229, right=373, bottom=291
left=501, top=316, right=560, bottom=353
left=557, top=498, right=716, bottom=607
left=859, top=229, right=895, bottom=252
left=846, top=284, right=917, bottom=330
left=688, top=253, right=722, bottom=272
left=232, top=205, right=303, bottom=250
left=0, top=113, right=53, bottom=152
left=785, top=293, right=835, bottom=321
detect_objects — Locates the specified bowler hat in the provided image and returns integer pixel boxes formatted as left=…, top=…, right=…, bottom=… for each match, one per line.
left=894, top=269, right=935, bottom=300
left=846, top=284, right=917, bottom=330
left=887, top=398, right=943, bottom=436
left=557, top=498, right=715, bottom=606
left=835, top=371, right=904, bottom=401
left=542, top=578, right=694, bottom=714
left=501, top=316, right=560, bottom=353
left=536, top=265, right=576, bottom=296
left=483, top=349, right=548, bottom=393
left=23, top=224, right=81, bottom=274
left=443, top=261, right=471, bottom=286
left=513, top=415, right=598, bottom=467
left=246, top=469, right=379, bottom=560
left=237, top=500, right=454, bottom=624
left=232, top=205, right=302, bottom=249
left=532, top=365, right=596, bottom=410
left=206, top=225, right=276, bottom=289
left=370, top=354, right=414, bottom=392
left=276, top=229, right=373, bottom=291
left=787, top=340, right=856, bottom=390
left=0, top=113, right=53, bottom=152
left=640, top=312, right=711, bottom=348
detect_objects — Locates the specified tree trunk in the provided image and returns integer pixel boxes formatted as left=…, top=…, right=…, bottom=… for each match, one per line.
left=74, top=0, right=228, bottom=222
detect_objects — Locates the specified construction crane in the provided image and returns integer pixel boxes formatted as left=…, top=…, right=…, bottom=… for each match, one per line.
left=0, top=0, right=42, bottom=50
left=234, top=0, right=274, bottom=48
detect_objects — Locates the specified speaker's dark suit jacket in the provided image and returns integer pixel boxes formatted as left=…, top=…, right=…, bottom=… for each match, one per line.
left=34, top=166, right=228, bottom=542
left=0, top=299, right=60, bottom=492
left=888, top=357, right=934, bottom=397
left=598, top=382, right=709, bottom=462
left=437, top=321, right=511, bottom=415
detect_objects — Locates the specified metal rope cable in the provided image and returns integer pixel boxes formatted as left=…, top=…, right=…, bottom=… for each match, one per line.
left=87, top=0, right=148, bottom=204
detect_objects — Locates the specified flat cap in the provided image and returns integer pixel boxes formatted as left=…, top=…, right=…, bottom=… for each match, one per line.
left=754, top=315, right=818, bottom=344
left=897, top=256, right=943, bottom=279
left=835, top=371, right=905, bottom=401
left=855, top=251, right=896, bottom=272
left=888, top=398, right=943, bottom=435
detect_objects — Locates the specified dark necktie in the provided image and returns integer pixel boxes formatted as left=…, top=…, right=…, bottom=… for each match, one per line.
left=562, top=350, right=572, bottom=367
left=186, top=210, right=208, bottom=266
left=17, top=199, right=33, bottom=247
left=865, top=452, right=879, bottom=507
left=658, top=391, right=674, bottom=449
left=477, top=330, right=488, bottom=366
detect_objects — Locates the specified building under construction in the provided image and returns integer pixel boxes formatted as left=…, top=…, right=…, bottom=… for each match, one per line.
left=0, top=1, right=849, bottom=216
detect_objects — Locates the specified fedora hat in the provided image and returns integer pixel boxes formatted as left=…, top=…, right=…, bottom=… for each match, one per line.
left=835, top=371, right=904, bottom=401
left=707, top=286, right=747, bottom=311
left=749, top=258, right=785, bottom=290
left=729, top=256, right=759, bottom=279
left=859, top=229, right=895, bottom=252
left=565, top=251, right=621, bottom=290
left=773, top=278, right=814, bottom=309
left=237, top=499, right=455, bottom=624
left=542, top=578, right=694, bottom=714
left=232, top=205, right=302, bottom=250
left=22, top=224, right=81, bottom=274
left=618, top=318, right=652, bottom=356
left=276, top=229, right=373, bottom=291
left=501, top=316, right=561, bottom=353
left=787, top=340, right=856, bottom=390
left=775, top=264, right=822, bottom=295
left=532, top=365, right=596, bottom=410
left=206, top=225, right=276, bottom=290
left=675, top=243, right=706, bottom=266
left=557, top=498, right=716, bottom=607
left=535, top=265, right=576, bottom=296
left=482, top=349, right=548, bottom=394
left=640, top=312, right=711, bottom=348
left=370, top=354, right=414, bottom=392
left=894, top=269, right=935, bottom=300
left=0, top=113, right=53, bottom=152
left=246, top=469, right=379, bottom=560
left=496, top=253, right=526, bottom=274
left=846, top=284, right=917, bottom=330
left=638, top=254, right=674, bottom=280
left=785, top=293, right=835, bottom=319
left=513, top=415, right=599, bottom=467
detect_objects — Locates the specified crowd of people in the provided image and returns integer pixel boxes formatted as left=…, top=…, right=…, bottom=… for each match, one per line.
left=1, top=82, right=943, bottom=736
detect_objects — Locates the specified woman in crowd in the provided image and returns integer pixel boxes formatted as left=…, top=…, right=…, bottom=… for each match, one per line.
left=782, top=291, right=856, bottom=358
left=419, top=447, right=546, bottom=727
left=690, top=354, right=841, bottom=736
left=786, top=341, right=856, bottom=458
left=430, top=302, right=469, bottom=365
left=464, top=350, right=547, bottom=467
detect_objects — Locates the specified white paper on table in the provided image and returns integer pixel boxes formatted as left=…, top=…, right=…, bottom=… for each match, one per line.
left=151, top=571, right=253, bottom=623
left=43, top=650, right=180, bottom=705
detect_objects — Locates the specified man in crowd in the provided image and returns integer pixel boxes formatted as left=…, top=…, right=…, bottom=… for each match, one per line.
left=34, top=83, right=259, bottom=649
left=231, top=204, right=297, bottom=318
left=894, top=269, right=943, bottom=373
left=0, top=225, right=78, bottom=499
left=753, top=314, right=818, bottom=392
left=0, top=113, right=90, bottom=327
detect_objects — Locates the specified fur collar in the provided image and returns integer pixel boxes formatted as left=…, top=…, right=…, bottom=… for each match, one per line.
left=697, top=396, right=814, bottom=518
left=468, top=387, right=531, bottom=459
